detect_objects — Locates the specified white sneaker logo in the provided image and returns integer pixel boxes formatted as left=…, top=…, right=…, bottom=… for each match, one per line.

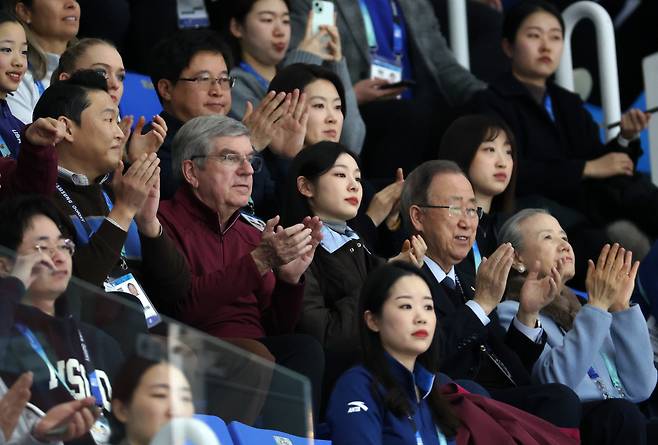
left=347, top=401, right=369, bottom=413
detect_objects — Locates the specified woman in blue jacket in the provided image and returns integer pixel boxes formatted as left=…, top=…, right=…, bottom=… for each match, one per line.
left=325, top=262, right=458, bottom=445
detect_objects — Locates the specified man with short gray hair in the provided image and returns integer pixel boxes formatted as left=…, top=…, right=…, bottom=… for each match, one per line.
left=157, top=115, right=325, bottom=418
left=402, top=160, right=581, bottom=428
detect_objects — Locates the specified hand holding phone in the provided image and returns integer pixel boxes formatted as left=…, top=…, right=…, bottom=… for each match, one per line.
left=378, top=79, right=416, bottom=90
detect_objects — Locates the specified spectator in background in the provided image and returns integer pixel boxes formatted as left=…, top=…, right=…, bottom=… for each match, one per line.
left=51, top=38, right=168, bottom=164
left=0, top=10, right=28, bottom=159
left=32, top=70, right=189, bottom=316
left=111, top=357, right=194, bottom=445
left=157, top=115, right=325, bottom=423
left=288, top=0, right=486, bottom=181
left=224, top=0, right=365, bottom=153
left=469, top=0, right=657, bottom=264
left=497, top=210, right=657, bottom=445
left=0, top=195, right=123, bottom=445
left=400, top=160, right=583, bottom=430
left=148, top=29, right=304, bottom=200
left=8, top=0, right=80, bottom=124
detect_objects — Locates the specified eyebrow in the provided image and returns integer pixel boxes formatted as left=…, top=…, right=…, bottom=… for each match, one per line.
left=90, top=62, right=125, bottom=72
left=333, top=164, right=360, bottom=172
left=148, top=383, right=192, bottom=393
left=524, top=25, right=562, bottom=33
left=537, top=229, right=567, bottom=236
left=256, top=10, right=290, bottom=16
left=34, top=235, right=65, bottom=242
left=101, top=107, right=118, bottom=115
left=189, top=69, right=229, bottom=76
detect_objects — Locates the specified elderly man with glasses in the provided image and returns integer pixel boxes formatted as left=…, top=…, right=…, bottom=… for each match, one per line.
left=400, top=159, right=583, bottom=431
left=157, top=115, right=325, bottom=424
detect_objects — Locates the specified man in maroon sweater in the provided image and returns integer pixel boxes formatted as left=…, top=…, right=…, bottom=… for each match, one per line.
left=158, top=114, right=324, bottom=426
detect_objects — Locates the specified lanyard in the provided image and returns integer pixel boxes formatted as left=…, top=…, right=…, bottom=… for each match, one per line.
left=55, top=183, right=128, bottom=269
left=239, top=62, right=270, bottom=91
left=543, top=94, right=555, bottom=122
left=472, top=241, right=482, bottom=272
left=34, top=79, right=45, bottom=96
left=15, top=323, right=104, bottom=408
left=413, top=426, right=448, bottom=445
left=359, top=0, right=404, bottom=60
left=587, top=353, right=626, bottom=399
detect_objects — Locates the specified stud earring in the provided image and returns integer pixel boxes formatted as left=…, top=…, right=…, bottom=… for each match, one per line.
left=517, top=264, right=526, bottom=273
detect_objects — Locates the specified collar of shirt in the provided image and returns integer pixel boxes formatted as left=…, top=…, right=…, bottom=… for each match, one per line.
left=423, top=256, right=455, bottom=284
left=385, top=352, right=436, bottom=400
left=57, top=166, right=109, bottom=186
left=320, top=223, right=360, bottom=253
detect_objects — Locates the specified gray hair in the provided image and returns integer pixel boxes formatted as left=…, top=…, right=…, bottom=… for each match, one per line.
left=498, top=208, right=550, bottom=252
left=171, top=115, right=251, bottom=183
left=400, top=160, right=464, bottom=231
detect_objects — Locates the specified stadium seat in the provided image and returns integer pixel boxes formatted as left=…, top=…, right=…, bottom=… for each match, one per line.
left=228, top=421, right=332, bottom=445
left=193, top=414, right=235, bottom=445
left=119, top=71, right=162, bottom=125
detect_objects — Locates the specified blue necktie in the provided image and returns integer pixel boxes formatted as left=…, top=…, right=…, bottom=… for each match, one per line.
left=441, top=276, right=456, bottom=290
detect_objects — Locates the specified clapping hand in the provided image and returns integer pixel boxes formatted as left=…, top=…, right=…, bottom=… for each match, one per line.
left=389, top=235, right=427, bottom=267
left=24, top=118, right=67, bottom=147
left=125, top=115, right=168, bottom=163
left=269, top=89, right=309, bottom=159
left=473, top=243, right=514, bottom=315
left=517, top=260, right=560, bottom=327
left=586, top=244, right=639, bottom=312
left=243, top=91, right=289, bottom=151
left=0, top=372, right=32, bottom=441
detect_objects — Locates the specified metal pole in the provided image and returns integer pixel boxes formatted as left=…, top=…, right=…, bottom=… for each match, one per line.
left=447, top=0, right=470, bottom=69
left=555, top=1, right=621, bottom=140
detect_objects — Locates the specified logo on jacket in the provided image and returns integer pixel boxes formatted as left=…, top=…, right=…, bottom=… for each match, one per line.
left=347, top=401, right=369, bottom=413
left=273, top=436, right=293, bottom=445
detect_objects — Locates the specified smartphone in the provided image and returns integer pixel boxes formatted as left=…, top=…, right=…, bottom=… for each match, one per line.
left=311, top=1, right=335, bottom=35
left=378, top=79, right=417, bottom=90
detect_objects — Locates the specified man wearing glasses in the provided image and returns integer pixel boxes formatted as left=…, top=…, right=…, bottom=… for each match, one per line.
left=157, top=114, right=325, bottom=422
left=400, top=159, right=582, bottom=430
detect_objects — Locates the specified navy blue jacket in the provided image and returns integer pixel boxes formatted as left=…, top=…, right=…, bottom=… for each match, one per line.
left=0, top=99, right=24, bottom=158
left=326, top=356, right=455, bottom=445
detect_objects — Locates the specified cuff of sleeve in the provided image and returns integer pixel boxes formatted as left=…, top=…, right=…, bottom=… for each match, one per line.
left=105, top=216, right=129, bottom=232
left=617, top=134, right=636, bottom=147
left=465, top=300, right=491, bottom=326
left=513, top=316, right=544, bottom=343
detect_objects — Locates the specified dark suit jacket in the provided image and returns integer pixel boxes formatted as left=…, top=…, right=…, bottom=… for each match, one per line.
left=288, top=0, right=485, bottom=106
left=422, top=264, right=545, bottom=389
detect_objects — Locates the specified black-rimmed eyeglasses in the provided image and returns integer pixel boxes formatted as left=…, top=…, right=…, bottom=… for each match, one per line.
left=178, top=75, right=236, bottom=90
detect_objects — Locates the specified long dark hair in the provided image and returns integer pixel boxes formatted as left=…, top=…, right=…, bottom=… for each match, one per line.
left=359, top=262, right=460, bottom=437
left=269, top=63, right=346, bottom=117
left=438, top=114, right=517, bottom=213
left=281, top=141, right=360, bottom=227
left=502, top=0, right=564, bottom=44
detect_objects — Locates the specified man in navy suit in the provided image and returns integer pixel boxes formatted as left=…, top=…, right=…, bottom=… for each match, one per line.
left=400, top=159, right=581, bottom=429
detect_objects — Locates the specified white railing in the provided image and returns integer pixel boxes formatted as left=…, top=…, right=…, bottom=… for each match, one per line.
left=555, top=1, right=621, bottom=141
left=642, top=53, right=658, bottom=185
left=447, top=0, right=470, bottom=69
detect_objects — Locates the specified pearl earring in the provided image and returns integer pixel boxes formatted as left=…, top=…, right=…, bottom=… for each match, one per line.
left=517, top=264, right=526, bottom=273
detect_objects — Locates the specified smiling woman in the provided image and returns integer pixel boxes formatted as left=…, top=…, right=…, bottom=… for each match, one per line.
left=8, top=0, right=80, bottom=124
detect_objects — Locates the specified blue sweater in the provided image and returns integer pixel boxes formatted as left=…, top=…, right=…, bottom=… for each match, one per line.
left=497, top=301, right=656, bottom=403
left=326, top=356, right=454, bottom=445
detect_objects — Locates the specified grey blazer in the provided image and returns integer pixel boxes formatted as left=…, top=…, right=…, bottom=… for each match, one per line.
left=289, top=0, right=486, bottom=107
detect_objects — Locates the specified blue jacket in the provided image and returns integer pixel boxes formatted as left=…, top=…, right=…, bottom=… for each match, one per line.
left=326, top=356, right=454, bottom=445
left=0, top=99, right=24, bottom=158
left=498, top=301, right=656, bottom=403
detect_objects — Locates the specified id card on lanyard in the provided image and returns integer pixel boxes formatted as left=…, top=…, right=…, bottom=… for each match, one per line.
left=360, top=0, right=404, bottom=82
left=0, top=135, right=11, bottom=157
left=15, top=323, right=112, bottom=444
left=415, top=427, right=449, bottom=445
left=176, top=0, right=210, bottom=29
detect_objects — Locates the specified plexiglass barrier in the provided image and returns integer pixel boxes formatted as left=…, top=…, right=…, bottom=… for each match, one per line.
left=0, top=245, right=314, bottom=444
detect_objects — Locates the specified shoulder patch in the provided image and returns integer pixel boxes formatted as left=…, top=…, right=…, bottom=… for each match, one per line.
left=347, top=401, right=369, bottom=413
left=240, top=212, right=266, bottom=231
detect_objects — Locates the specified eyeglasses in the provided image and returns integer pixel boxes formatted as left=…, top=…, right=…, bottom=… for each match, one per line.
left=190, top=153, right=264, bottom=173
left=417, top=204, right=483, bottom=220
left=178, top=75, right=236, bottom=90
left=34, top=239, right=76, bottom=257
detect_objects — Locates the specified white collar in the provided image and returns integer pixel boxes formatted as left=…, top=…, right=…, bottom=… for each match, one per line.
left=57, top=166, right=109, bottom=186
left=423, top=255, right=456, bottom=283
